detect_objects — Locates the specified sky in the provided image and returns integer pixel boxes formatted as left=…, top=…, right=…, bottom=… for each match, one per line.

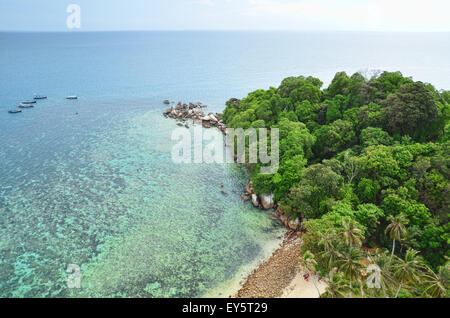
left=0, top=0, right=449, bottom=32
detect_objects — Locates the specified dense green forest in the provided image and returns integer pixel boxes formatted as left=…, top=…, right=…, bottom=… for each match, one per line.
left=223, top=71, right=449, bottom=297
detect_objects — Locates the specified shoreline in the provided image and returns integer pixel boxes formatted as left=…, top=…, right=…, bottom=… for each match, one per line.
left=162, top=102, right=323, bottom=298
left=233, top=231, right=326, bottom=298
left=201, top=229, right=286, bottom=298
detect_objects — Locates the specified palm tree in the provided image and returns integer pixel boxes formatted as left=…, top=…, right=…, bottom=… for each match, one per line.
left=385, top=214, right=409, bottom=259
left=336, top=246, right=365, bottom=298
left=341, top=218, right=364, bottom=249
left=318, top=235, right=344, bottom=271
left=318, top=231, right=336, bottom=253
left=392, top=249, right=424, bottom=298
left=422, top=263, right=449, bottom=298
left=299, top=251, right=322, bottom=297
left=368, top=250, right=396, bottom=297
left=323, top=268, right=349, bottom=298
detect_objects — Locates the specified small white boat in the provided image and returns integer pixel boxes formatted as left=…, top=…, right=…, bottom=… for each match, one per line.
left=19, top=103, right=34, bottom=108
left=34, top=95, right=47, bottom=100
left=66, top=96, right=78, bottom=100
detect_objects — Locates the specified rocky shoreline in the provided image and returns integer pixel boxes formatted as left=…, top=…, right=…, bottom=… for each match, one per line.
left=241, top=182, right=303, bottom=232
left=162, top=100, right=303, bottom=232
left=162, top=100, right=309, bottom=298
left=233, top=232, right=303, bottom=298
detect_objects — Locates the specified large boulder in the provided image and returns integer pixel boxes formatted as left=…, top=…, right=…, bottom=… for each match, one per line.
left=288, top=218, right=300, bottom=230
left=208, top=114, right=218, bottom=123
left=245, top=183, right=253, bottom=195
left=260, top=193, right=275, bottom=209
left=251, top=194, right=259, bottom=207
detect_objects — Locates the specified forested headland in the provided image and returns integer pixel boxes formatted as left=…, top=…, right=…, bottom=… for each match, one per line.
left=223, top=71, right=449, bottom=298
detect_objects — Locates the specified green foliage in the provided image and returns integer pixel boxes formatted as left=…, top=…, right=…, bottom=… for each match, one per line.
left=223, top=71, right=449, bottom=272
left=382, top=82, right=439, bottom=139
left=325, top=72, right=351, bottom=99
left=357, top=102, right=383, bottom=131
left=326, top=99, right=342, bottom=123
left=281, top=164, right=344, bottom=218
left=251, top=173, right=275, bottom=196
left=371, top=71, right=413, bottom=100
left=355, top=204, right=385, bottom=238
left=313, top=120, right=356, bottom=159
left=360, top=127, right=393, bottom=147
left=357, top=178, right=381, bottom=203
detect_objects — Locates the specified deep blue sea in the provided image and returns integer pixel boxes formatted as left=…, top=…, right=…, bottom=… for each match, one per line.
left=0, top=31, right=449, bottom=297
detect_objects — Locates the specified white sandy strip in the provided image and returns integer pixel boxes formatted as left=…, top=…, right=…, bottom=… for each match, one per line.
left=281, top=270, right=327, bottom=298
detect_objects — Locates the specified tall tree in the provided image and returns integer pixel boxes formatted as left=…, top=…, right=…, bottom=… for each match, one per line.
left=323, top=268, right=349, bottom=298
left=336, top=246, right=365, bottom=298
left=382, top=82, right=439, bottom=138
left=392, top=249, right=425, bottom=298
left=385, top=213, right=409, bottom=259
left=369, top=250, right=396, bottom=298
left=341, top=219, right=364, bottom=249
left=422, top=263, right=449, bottom=298
left=318, top=233, right=344, bottom=271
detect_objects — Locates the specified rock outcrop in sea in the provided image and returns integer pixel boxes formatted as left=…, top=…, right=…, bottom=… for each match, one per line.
left=242, top=182, right=301, bottom=231
left=163, top=101, right=227, bottom=133
left=162, top=100, right=301, bottom=233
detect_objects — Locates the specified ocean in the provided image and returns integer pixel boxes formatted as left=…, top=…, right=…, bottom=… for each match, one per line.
left=0, top=31, right=449, bottom=297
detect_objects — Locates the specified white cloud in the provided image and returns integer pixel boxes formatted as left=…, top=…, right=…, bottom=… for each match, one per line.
left=243, top=0, right=450, bottom=31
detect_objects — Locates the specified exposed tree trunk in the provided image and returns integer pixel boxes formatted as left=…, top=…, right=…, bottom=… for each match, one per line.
left=395, top=281, right=403, bottom=298
left=391, top=238, right=396, bottom=259
left=359, top=278, right=365, bottom=297
left=349, top=279, right=353, bottom=298
left=311, top=276, right=321, bottom=298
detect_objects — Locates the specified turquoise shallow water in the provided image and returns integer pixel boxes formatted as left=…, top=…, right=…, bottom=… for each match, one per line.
left=0, top=102, right=284, bottom=297
left=0, top=31, right=449, bottom=297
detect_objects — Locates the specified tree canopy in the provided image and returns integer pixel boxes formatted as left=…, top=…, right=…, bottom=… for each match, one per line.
left=223, top=71, right=449, bottom=274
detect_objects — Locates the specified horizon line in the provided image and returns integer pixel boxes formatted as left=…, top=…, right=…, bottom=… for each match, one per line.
left=1, top=29, right=450, bottom=34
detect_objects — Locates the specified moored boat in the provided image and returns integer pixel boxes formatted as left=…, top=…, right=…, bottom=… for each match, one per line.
left=34, top=95, right=47, bottom=100
left=8, top=109, right=22, bottom=114
left=66, top=96, right=78, bottom=100
left=21, top=100, right=37, bottom=104
left=19, top=103, right=34, bottom=108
